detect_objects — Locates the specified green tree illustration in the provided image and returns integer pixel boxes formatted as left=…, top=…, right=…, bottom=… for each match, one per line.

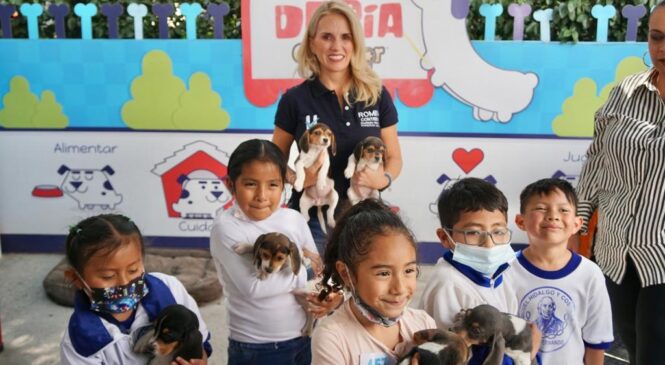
left=32, top=90, right=69, bottom=128
left=0, top=76, right=38, bottom=128
left=552, top=56, right=647, bottom=137
left=173, top=72, right=231, bottom=130
left=121, top=50, right=186, bottom=129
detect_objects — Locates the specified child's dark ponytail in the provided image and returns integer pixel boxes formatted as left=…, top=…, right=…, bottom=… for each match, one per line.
left=65, top=214, right=144, bottom=272
left=318, top=199, right=416, bottom=301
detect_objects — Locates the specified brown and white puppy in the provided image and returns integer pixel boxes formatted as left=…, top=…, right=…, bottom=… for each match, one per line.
left=452, top=304, right=535, bottom=365
left=133, top=304, right=203, bottom=365
left=293, top=123, right=339, bottom=233
left=233, top=232, right=316, bottom=336
left=344, top=136, right=386, bottom=205
left=233, top=232, right=301, bottom=280
left=398, top=328, right=469, bottom=365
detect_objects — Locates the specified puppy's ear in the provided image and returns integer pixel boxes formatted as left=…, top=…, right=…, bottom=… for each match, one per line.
left=299, top=131, right=310, bottom=153
left=353, top=141, right=363, bottom=162
left=380, top=142, right=387, bottom=162
left=330, top=131, right=337, bottom=156
left=253, top=233, right=268, bottom=269
left=289, top=239, right=301, bottom=276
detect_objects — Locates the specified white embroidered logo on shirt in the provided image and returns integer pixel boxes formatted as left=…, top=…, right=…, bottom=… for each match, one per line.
left=305, top=114, right=319, bottom=130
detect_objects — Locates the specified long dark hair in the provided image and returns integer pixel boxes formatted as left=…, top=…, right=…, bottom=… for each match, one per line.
left=65, top=214, right=144, bottom=272
left=318, top=199, right=417, bottom=301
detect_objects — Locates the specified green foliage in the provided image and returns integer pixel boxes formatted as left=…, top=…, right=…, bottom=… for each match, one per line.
left=0, top=76, right=68, bottom=128
left=6, top=0, right=240, bottom=39
left=552, top=56, right=647, bottom=137
left=468, top=0, right=660, bottom=42
left=2, top=1, right=660, bottom=42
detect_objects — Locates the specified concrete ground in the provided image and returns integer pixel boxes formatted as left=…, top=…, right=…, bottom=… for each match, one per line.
left=0, top=254, right=628, bottom=364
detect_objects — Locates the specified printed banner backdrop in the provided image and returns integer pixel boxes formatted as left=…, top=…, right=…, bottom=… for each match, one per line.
left=0, top=0, right=649, bottom=261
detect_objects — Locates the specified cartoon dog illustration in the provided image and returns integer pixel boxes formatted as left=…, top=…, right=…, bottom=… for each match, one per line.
left=412, top=0, right=538, bottom=122
left=58, top=165, right=123, bottom=209
left=172, top=170, right=231, bottom=219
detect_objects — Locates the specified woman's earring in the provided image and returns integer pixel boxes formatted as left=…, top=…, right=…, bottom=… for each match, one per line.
left=643, top=51, right=653, bottom=68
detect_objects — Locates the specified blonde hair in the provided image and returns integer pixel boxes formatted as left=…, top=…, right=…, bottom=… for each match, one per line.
left=296, top=0, right=383, bottom=106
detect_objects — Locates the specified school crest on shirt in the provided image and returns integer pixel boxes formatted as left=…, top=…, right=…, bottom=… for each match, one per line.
left=518, top=286, right=574, bottom=352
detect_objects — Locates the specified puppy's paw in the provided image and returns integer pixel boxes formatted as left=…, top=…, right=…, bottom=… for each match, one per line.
left=294, top=178, right=304, bottom=192
left=344, top=166, right=355, bottom=179
left=232, top=243, right=253, bottom=255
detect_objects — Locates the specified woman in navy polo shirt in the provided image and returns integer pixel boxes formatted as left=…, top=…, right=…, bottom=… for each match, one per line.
left=272, top=0, right=403, bottom=253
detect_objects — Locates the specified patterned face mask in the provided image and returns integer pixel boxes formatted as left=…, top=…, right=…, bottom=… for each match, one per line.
left=76, top=271, right=148, bottom=314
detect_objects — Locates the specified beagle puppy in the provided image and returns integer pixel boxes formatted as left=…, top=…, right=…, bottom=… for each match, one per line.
left=293, top=123, right=339, bottom=233
left=452, top=304, right=535, bottom=365
left=398, top=328, right=469, bottom=365
left=233, top=232, right=317, bottom=336
left=344, top=136, right=386, bottom=205
left=133, top=304, right=203, bottom=365
left=233, top=232, right=301, bottom=280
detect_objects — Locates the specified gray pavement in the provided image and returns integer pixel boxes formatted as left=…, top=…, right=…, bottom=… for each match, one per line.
left=0, top=254, right=627, bottom=365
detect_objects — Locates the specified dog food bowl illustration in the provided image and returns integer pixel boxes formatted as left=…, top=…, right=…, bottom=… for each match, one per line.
left=32, top=184, right=64, bottom=198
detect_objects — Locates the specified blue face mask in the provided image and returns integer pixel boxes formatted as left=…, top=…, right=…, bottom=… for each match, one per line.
left=77, top=271, right=148, bottom=314
left=345, top=265, right=403, bottom=327
left=451, top=243, right=515, bottom=276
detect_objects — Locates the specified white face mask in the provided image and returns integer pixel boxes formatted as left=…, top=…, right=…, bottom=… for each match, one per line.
left=451, top=242, right=516, bottom=277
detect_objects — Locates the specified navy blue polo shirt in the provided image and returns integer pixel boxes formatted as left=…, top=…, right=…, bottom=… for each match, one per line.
left=275, top=77, right=398, bottom=210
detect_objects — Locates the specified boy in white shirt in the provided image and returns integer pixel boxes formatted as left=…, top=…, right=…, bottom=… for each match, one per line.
left=506, top=178, right=613, bottom=365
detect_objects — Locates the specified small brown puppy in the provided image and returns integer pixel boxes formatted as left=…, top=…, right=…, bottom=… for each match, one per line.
left=133, top=304, right=203, bottom=365
left=234, top=232, right=301, bottom=280
left=398, top=329, right=469, bottom=365
left=344, top=136, right=387, bottom=205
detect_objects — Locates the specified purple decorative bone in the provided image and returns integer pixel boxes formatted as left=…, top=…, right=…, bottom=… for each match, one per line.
left=152, top=3, right=175, bottom=39
left=207, top=2, right=230, bottom=39
left=451, top=0, right=470, bottom=20
left=0, top=4, right=16, bottom=38
left=100, top=3, right=124, bottom=39
left=508, top=3, right=532, bottom=41
left=47, top=3, right=69, bottom=39
left=622, top=4, right=647, bottom=42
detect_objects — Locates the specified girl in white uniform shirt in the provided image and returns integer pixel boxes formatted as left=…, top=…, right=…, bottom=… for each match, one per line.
left=210, top=139, right=335, bottom=365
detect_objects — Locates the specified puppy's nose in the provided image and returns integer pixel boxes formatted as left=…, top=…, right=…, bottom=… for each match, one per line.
left=266, top=267, right=273, bottom=273
left=322, top=138, right=328, bottom=143
left=374, top=156, right=380, bottom=162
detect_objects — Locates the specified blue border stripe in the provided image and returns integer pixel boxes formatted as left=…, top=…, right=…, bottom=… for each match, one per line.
left=0, top=127, right=591, bottom=140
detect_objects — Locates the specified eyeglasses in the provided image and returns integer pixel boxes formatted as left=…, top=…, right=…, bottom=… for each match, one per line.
left=444, top=228, right=512, bottom=246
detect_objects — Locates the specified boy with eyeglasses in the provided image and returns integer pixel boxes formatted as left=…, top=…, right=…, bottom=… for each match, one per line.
left=505, top=178, right=612, bottom=365
left=418, top=177, right=536, bottom=364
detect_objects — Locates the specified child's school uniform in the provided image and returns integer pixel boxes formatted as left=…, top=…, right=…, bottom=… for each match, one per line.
left=60, top=272, right=211, bottom=364
left=209, top=205, right=317, bottom=343
left=417, top=251, right=519, bottom=365
left=311, top=300, right=436, bottom=365
left=503, top=250, right=613, bottom=365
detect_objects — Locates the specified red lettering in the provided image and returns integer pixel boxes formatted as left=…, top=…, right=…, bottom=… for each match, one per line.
left=275, top=5, right=302, bottom=39
left=364, top=5, right=377, bottom=38
left=378, top=3, right=402, bottom=37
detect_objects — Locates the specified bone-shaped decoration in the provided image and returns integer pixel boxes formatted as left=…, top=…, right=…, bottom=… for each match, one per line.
left=152, top=3, right=176, bottom=39
left=179, top=3, right=203, bottom=40
left=0, top=4, right=16, bottom=38
left=533, top=8, right=553, bottom=42
left=47, top=3, right=70, bottom=39
left=479, top=3, right=503, bottom=41
left=591, top=4, right=616, bottom=43
left=207, top=2, right=230, bottom=39
left=451, top=0, right=470, bottom=20
left=100, top=3, right=124, bottom=39
left=127, top=3, right=148, bottom=39
left=622, top=4, right=647, bottom=42
left=73, top=3, right=98, bottom=40
left=508, top=3, right=531, bottom=41
left=19, top=3, right=43, bottom=39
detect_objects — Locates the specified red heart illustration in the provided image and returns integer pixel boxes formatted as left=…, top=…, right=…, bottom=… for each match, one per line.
left=452, top=148, right=484, bottom=174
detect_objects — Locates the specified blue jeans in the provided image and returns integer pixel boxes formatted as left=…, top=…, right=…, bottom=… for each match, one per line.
left=227, top=336, right=311, bottom=365
left=307, top=212, right=327, bottom=258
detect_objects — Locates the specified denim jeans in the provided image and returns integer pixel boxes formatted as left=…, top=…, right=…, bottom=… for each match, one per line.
left=307, top=215, right=327, bottom=258
left=227, top=336, right=311, bottom=365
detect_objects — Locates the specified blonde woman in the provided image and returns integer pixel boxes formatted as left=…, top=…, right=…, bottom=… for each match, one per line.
left=272, top=0, right=403, bottom=253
